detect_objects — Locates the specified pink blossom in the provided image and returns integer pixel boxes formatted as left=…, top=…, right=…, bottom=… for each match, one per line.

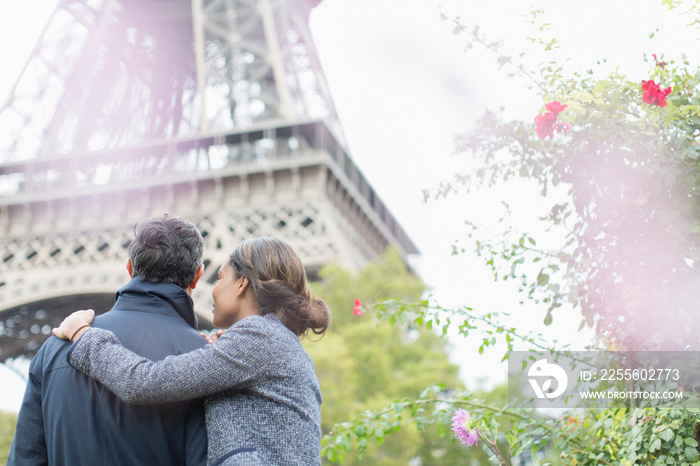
left=352, top=298, right=363, bottom=316
left=450, top=409, right=479, bottom=446
left=545, top=101, right=568, bottom=115
left=641, top=80, right=672, bottom=107
left=554, top=122, right=571, bottom=133
left=534, top=112, right=557, bottom=139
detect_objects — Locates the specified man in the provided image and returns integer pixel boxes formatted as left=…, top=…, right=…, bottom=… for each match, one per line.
left=8, top=214, right=208, bottom=465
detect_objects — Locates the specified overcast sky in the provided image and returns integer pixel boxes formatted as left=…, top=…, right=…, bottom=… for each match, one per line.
left=1, top=0, right=698, bottom=412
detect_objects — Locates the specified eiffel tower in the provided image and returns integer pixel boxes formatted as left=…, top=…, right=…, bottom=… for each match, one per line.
left=0, top=0, right=417, bottom=365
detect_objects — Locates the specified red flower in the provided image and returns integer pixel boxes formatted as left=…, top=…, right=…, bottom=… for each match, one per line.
left=545, top=101, right=568, bottom=115
left=534, top=112, right=557, bottom=139
left=352, top=298, right=363, bottom=316
left=641, top=80, right=672, bottom=107
left=535, top=101, right=570, bottom=139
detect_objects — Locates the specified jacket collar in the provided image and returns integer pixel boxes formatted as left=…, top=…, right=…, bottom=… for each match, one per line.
left=114, top=276, right=199, bottom=330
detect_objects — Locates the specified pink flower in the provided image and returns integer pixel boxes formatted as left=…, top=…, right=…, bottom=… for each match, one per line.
left=534, top=112, right=557, bottom=139
left=545, top=101, right=568, bottom=115
left=352, top=298, right=363, bottom=316
left=450, top=409, right=479, bottom=446
left=554, top=122, right=571, bottom=133
left=641, top=80, right=672, bottom=107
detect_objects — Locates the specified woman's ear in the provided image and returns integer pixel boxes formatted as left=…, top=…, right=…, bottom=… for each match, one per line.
left=126, top=259, right=134, bottom=278
left=236, top=276, right=250, bottom=297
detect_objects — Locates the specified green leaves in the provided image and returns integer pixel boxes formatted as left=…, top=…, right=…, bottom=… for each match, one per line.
left=319, top=4, right=700, bottom=465
left=659, top=427, right=675, bottom=442
left=321, top=387, right=448, bottom=462
left=325, top=294, right=700, bottom=464
left=686, top=445, right=700, bottom=462
left=543, top=311, right=553, bottom=326
left=446, top=5, right=700, bottom=352
left=308, top=251, right=464, bottom=464
left=374, top=298, right=560, bottom=361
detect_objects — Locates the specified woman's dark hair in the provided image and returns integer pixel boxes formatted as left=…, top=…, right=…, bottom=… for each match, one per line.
left=229, top=237, right=330, bottom=337
left=128, top=214, right=204, bottom=289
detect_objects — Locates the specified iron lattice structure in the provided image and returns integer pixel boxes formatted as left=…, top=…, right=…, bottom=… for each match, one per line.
left=0, top=0, right=418, bottom=364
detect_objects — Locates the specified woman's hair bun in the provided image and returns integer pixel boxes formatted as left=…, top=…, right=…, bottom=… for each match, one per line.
left=231, top=237, right=331, bottom=337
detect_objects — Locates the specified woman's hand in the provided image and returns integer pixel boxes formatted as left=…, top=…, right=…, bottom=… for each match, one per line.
left=52, top=309, right=95, bottom=342
left=200, top=329, right=224, bottom=344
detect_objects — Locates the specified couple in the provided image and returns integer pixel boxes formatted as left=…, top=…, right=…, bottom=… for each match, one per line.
left=8, top=214, right=330, bottom=466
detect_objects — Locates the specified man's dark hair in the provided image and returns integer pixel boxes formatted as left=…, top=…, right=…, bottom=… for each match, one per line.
left=128, top=214, right=204, bottom=289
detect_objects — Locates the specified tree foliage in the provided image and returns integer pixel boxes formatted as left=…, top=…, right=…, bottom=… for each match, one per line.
left=322, top=1, right=700, bottom=464
left=0, top=411, right=17, bottom=464
left=307, top=248, right=482, bottom=464
left=323, top=301, right=700, bottom=464
left=447, top=74, right=700, bottom=351
left=429, top=5, right=700, bottom=352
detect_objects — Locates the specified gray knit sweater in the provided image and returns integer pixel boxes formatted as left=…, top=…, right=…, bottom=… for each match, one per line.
left=68, top=314, right=322, bottom=466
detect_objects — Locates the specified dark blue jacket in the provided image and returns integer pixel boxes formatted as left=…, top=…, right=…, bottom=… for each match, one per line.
left=7, top=277, right=208, bottom=466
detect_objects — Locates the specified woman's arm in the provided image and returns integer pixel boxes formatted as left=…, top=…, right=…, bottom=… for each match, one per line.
left=68, top=319, right=275, bottom=404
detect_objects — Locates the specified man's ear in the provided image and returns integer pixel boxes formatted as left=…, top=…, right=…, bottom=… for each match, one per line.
left=126, top=259, right=134, bottom=278
left=189, top=264, right=205, bottom=290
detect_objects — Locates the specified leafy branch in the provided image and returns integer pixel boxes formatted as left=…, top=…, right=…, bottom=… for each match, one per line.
left=321, top=384, right=586, bottom=464
left=374, top=299, right=598, bottom=365
left=439, top=12, right=550, bottom=93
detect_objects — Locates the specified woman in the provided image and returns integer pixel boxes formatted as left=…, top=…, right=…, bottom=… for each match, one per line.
left=54, top=237, right=331, bottom=466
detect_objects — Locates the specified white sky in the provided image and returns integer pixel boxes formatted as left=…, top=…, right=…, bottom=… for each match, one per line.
left=0, top=0, right=698, bottom=412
